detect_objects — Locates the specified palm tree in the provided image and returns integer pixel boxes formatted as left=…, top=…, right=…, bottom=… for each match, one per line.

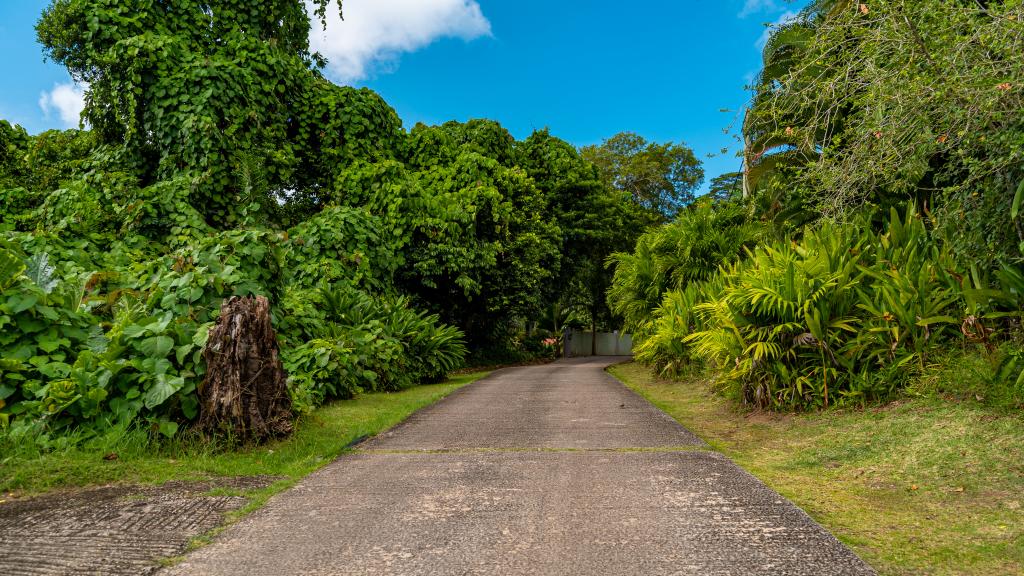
left=742, top=0, right=854, bottom=199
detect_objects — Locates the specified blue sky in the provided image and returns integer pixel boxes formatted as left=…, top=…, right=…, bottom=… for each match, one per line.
left=0, top=0, right=806, bottom=192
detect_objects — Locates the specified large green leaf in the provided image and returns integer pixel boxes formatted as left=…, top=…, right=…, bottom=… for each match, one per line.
left=143, top=374, right=185, bottom=409
left=25, top=252, right=58, bottom=294
left=139, top=335, right=175, bottom=359
left=158, top=420, right=179, bottom=438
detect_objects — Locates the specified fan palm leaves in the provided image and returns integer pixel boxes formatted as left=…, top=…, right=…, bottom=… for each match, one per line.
left=626, top=202, right=1017, bottom=410
left=607, top=201, right=763, bottom=339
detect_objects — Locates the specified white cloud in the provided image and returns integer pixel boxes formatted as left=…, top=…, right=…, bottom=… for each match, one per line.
left=739, top=0, right=780, bottom=18
left=308, top=0, right=491, bottom=84
left=39, top=82, right=86, bottom=128
left=756, top=10, right=800, bottom=50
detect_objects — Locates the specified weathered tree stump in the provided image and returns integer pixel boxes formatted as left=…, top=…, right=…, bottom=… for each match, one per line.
left=198, top=295, right=293, bottom=443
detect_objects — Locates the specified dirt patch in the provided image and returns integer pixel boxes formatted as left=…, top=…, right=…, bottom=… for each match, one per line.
left=0, top=476, right=278, bottom=575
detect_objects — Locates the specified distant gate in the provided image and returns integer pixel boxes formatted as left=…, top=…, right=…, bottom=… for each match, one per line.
left=564, top=330, right=633, bottom=357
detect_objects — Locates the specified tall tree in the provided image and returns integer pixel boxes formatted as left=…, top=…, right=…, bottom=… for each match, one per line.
left=34, top=0, right=393, bottom=227
left=744, top=0, right=1024, bottom=266
left=707, top=171, right=743, bottom=204
left=518, top=129, right=650, bottom=348
left=581, top=132, right=703, bottom=220
left=741, top=0, right=850, bottom=200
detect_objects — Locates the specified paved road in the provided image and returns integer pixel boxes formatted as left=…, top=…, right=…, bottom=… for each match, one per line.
left=163, top=357, right=875, bottom=575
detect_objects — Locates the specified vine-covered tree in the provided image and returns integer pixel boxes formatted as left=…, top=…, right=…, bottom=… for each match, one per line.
left=744, top=0, right=1024, bottom=266
left=35, top=0, right=403, bottom=227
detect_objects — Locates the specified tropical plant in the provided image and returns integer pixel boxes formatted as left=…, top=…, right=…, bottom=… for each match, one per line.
left=678, top=205, right=1019, bottom=409
left=607, top=199, right=763, bottom=338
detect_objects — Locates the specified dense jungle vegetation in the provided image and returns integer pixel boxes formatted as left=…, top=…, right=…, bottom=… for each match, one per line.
left=0, top=0, right=700, bottom=448
left=3, top=0, right=1023, bottom=455
left=609, top=0, right=1024, bottom=411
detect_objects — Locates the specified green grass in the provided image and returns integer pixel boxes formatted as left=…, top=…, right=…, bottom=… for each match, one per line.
left=609, top=361, right=1024, bottom=576
left=0, top=371, right=489, bottom=496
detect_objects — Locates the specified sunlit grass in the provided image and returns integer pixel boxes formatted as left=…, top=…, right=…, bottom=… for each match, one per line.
left=0, top=372, right=489, bottom=495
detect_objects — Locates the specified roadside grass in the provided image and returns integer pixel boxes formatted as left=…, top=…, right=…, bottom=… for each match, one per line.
left=0, top=371, right=489, bottom=496
left=609, top=361, right=1024, bottom=576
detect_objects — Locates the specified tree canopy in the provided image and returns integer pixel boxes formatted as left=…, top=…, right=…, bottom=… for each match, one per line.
left=581, top=132, right=704, bottom=220
left=742, top=0, right=1024, bottom=266
left=0, top=0, right=661, bottom=439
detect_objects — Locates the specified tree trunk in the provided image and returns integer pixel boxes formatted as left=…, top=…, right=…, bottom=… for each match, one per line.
left=591, top=315, right=597, bottom=357
left=198, top=295, right=293, bottom=443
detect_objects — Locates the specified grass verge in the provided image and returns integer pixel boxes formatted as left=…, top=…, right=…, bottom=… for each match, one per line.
left=0, top=371, right=490, bottom=496
left=609, top=361, right=1024, bottom=576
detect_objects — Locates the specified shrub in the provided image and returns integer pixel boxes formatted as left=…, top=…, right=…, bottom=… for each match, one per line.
left=279, top=285, right=467, bottom=411
left=630, top=204, right=1024, bottom=410
left=607, top=200, right=762, bottom=339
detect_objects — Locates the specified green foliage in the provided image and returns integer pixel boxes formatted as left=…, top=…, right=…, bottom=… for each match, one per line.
left=744, top=0, right=1024, bottom=265
left=391, top=126, right=566, bottom=347
left=283, top=205, right=400, bottom=292
left=625, top=0, right=1024, bottom=413
left=0, top=213, right=469, bottom=440
left=0, top=241, right=97, bottom=431
left=581, top=131, right=704, bottom=219
left=607, top=199, right=763, bottom=338
left=280, top=286, right=467, bottom=412
left=320, top=124, right=653, bottom=355
left=0, top=225, right=292, bottom=439
left=1, top=125, right=97, bottom=230
left=632, top=280, right=718, bottom=377
left=33, top=0, right=389, bottom=226
left=1, top=0, right=655, bottom=445
left=24, top=129, right=97, bottom=193
left=0, top=121, right=31, bottom=191
left=627, top=204, right=1024, bottom=410
left=518, top=129, right=652, bottom=336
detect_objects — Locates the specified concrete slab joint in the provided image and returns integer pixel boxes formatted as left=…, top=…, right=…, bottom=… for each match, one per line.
left=159, top=357, right=875, bottom=576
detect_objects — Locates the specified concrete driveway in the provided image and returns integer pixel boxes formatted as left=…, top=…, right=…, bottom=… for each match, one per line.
left=163, top=357, right=875, bottom=575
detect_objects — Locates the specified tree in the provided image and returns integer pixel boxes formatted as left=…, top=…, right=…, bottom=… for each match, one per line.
left=517, top=129, right=651, bottom=350
left=321, top=122, right=563, bottom=353
left=707, top=172, right=743, bottom=204
left=744, top=0, right=1024, bottom=267
left=581, top=132, right=703, bottom=219
left=34, top=0, right=377, bottom=227
left=741, top=1, right=852, bottom=202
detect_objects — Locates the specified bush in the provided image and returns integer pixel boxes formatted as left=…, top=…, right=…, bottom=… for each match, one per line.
left=607, top=200, right=762, bottom=339
left=625, top=204, right=1024, bottom=410
left=280, top=286, right=467, bottom=411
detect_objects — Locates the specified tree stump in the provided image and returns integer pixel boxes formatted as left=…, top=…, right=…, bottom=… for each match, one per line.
left=198, top=295, right=293, bottom=443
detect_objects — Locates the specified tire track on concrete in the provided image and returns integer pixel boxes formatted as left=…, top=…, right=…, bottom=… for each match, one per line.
left=0, top=477, right=277, bottom=576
